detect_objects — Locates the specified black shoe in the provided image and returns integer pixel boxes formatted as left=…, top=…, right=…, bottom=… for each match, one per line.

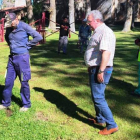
left=63, top=52, right=67, bottom=55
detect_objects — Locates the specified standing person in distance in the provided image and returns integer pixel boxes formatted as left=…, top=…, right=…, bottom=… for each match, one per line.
left=79, top=19, right=91, bottom=53
left=84, top=10, right=118, bottom=135
left=0, top=13, right=43, bottom=112
left=132, top=38, right=140, bottom=96
left=58, top=17, right=71, bottom=54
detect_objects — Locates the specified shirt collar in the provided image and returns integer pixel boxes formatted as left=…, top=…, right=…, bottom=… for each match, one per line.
left=94, top=23, right=105, bottom=32
left=82, top=24, right=88, bottom=27
left=16, top=21, right=21, bottom=29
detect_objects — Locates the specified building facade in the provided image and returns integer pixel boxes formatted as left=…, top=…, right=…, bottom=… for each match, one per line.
left=0, top=0, right=33, bottom=10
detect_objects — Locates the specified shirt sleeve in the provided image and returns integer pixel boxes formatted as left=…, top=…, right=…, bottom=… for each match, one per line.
left=99, top=30, right=115, bottom=52
left=5, top=27, right=12, bottom=46
left=23, top=23, right=43, bottom=48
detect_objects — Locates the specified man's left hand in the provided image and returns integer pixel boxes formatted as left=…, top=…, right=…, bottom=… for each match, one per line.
left=97, top=73, right=104, bottom=83
left=65, top=26, right=69, bottom=29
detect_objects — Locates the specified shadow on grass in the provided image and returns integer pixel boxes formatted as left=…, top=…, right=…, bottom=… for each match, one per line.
left=30, top=35, right=140, bottom=78
left=29, top=30, right=140, bottom=134
left=0, top=85, right=22, bottom=107
left=11, top=95, right=22, bottom=107
left=34, top=87, right=104, bottom=129
left=106, top=77, right=140, bottom=124
left=0, top=85, right=4, bottom=103
left=31, top=39, right=82, bottom=67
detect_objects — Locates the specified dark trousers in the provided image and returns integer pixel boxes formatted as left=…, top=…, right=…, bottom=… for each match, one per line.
left=80, top=38, right=88, bottom=53
left=2, top=53, right=31, bottom=108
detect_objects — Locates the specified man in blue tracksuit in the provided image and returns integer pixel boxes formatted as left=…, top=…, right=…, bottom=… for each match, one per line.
left=79, top=19, right=91, bottom=53
left=0, top=13, right=43, bottom=112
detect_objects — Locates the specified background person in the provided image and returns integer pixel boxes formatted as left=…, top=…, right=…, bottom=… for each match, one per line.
left=58, top=17, right=71, bottom=54
left=84, top=10, right=118, bottom=135
left=79, top=19, right=91, bottom=53
left=133, top=38, right=140, bottom=95
left=0, top=13, right=43, bottom=112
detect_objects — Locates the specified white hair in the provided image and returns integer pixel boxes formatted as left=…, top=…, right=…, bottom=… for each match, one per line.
left=87, top=10, right=104, bottom=22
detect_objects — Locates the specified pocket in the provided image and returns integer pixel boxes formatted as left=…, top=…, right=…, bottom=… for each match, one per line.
left=21, top=68, right=31, bottom=81
left=103, top=69, right=112, bottom=84
left=20, top=54, right=30, bottom=70
left=22, top=54, right=30, bottom=63
left=90, top=67, right=100, bottom=84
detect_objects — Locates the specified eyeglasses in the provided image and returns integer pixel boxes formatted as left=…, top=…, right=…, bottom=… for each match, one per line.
left=87, top=20, right=92, bottom=24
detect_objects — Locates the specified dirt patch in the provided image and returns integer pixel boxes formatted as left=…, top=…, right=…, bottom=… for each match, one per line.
left=35, top=111, right=48, bottom=121
left=5, top=108, right=13, bottom=117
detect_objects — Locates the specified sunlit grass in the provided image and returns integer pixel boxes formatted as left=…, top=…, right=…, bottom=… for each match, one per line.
left=0, top=26, right=140, bottom=140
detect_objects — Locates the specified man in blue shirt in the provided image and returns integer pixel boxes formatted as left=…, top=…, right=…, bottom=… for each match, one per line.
left=79, top=19, right=91, bottom=53
left=0, top=13, right=43, bottom=112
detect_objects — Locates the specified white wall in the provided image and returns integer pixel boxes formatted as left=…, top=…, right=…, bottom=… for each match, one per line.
left=15, top=0, right=26, bottom=7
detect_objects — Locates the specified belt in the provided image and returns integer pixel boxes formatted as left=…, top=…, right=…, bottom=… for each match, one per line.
left=89, top=66, right=112, bottom=69
left=10, top=52, right=29, bottom=56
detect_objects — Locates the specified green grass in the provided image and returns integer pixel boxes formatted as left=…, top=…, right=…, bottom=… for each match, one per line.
left=0, top=26, right=140, bottom=140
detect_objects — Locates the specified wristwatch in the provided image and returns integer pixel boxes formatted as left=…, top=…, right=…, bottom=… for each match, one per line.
left=98, top=69, right=104, bottom=74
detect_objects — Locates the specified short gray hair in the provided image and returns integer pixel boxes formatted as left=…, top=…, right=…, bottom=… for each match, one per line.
left=87, top=10, right=104, bottom=22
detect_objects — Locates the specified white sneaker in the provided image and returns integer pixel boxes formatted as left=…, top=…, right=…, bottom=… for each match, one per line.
left=19, top=107, right=29, bottom=112
left=0, top=105, right=8, bottom=110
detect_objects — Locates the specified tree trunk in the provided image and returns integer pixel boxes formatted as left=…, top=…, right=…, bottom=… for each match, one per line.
left=122, top=0, right=133, bottom=32
left=131, top=0, right=138, bottom=27
left=69, top=0, right=75, bottom=32
left=138, top=0, right=140, bottom=20
left=111, top=0, right=119, bottom=22
left=85, top=0, right=91, bottom=18
left=136, top=0, right=140, bottom=21
left=26, top=0, right=34, bottom=24
left=48, top=0, right=56, bottom=31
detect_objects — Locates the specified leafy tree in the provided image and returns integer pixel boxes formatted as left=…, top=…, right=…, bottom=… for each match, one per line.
left=33, top=1, right=43, bottom=19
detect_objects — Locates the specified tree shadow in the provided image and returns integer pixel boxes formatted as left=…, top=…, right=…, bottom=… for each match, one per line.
left=106, top=77, right=140, bottom=124
left=34, top=87, right=104, bottom=129
left=11, top=95, right=22, bottom=107
left=0, top=85, right=22, bottom=107
left=0, top=85, right=4, bottom=103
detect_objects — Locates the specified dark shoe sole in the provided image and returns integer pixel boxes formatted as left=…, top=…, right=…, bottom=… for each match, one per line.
left=88, top=118, right=106, bottom=126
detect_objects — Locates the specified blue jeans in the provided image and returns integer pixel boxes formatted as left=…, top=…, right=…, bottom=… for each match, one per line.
left=80, top=38, right=88, bottom=53
left=58, top=36, right=68, bottom=53
left=2, top=53, right=31, bottom=108
left=89, top=66, right=117, bottom=129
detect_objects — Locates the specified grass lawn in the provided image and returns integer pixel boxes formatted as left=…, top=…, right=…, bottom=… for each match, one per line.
left=0, top=25, right=140, bottom=140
